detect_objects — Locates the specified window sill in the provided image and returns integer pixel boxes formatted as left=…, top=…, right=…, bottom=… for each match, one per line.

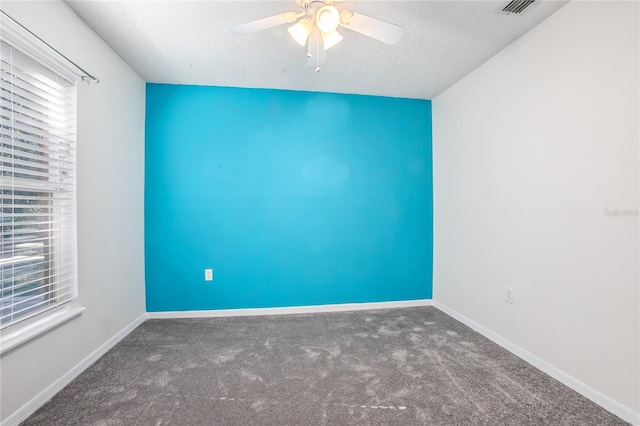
left=0, top=306, right=85, bottom=355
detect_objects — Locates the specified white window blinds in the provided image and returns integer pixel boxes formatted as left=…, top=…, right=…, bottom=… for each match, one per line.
left=0, top=40, right=78, bottom=329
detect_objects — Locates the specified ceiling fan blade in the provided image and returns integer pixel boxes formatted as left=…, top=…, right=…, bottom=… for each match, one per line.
left=339, top=11, right=404, bottom=45
left=230, top=12, right=302, bottom=36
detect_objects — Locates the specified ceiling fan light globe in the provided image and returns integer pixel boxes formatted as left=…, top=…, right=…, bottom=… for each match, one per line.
left=288, top=19, right=311, bottom=46
left=316, top=5, right=340, bottom=33
left=322, top=30, right=343, bottom=50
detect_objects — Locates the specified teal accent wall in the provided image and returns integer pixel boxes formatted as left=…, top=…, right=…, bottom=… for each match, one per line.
left=145, top=84, right=432, bottom=312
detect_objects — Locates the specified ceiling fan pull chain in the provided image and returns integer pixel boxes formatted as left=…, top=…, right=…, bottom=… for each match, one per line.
left=315, top=33, right=321, bottom=72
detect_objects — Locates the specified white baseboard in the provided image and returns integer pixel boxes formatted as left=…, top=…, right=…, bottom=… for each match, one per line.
left=433, top=301, right=639, bottom=426
left=147, top=299, right=433, bottom=319
left=1, top=313, right=147, bottom=426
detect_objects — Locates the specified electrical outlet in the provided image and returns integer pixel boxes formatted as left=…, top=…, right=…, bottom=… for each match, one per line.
left=204, top=269, right=213, bottom=281
left=505, top=286, right=514, bottom=304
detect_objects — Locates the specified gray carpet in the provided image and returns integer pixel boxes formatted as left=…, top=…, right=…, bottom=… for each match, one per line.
left=23, top=307, right=627, bottom=425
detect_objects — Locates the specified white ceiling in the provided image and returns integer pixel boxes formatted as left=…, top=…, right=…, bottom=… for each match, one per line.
left=65, top=0, right=567, bottom=99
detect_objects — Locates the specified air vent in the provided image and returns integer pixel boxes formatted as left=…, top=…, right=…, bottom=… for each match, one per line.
left=502, top=0, right=535, bottom=14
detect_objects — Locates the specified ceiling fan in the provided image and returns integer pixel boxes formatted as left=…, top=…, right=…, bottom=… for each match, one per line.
left=229, top=0, right=404, bottom=72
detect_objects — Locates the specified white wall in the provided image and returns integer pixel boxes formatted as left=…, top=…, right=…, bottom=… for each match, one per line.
left=433, top=0, right=638, bottom=421
left=0, top=1, right=146, bottom=422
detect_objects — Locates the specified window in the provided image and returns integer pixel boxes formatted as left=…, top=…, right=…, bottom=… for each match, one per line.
left=0, top=40, right=78, bottom=333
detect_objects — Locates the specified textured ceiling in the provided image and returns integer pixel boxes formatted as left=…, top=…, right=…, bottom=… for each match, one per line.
left=65, top=0, right=567, bottom=99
